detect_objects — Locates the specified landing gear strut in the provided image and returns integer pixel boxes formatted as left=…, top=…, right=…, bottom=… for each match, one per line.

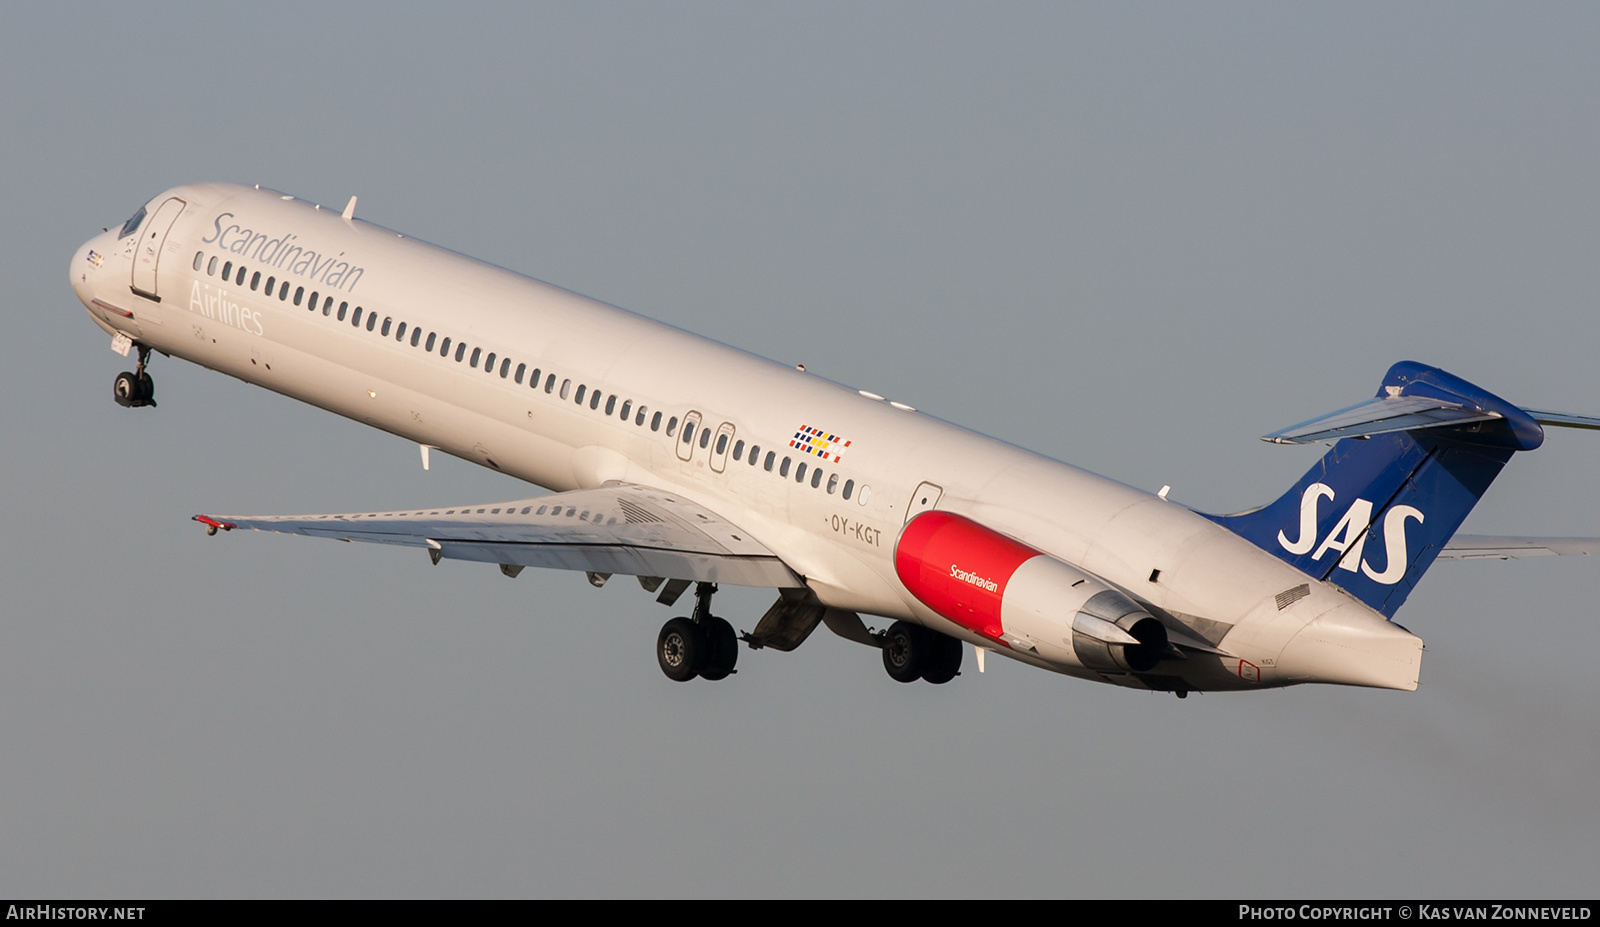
left=656, top=582, right=738, bottom=682
left=113, top=344, right=156, bottom=408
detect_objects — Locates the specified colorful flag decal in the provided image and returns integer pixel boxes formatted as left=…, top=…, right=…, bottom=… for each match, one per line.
left=790, top=425, right=852, bottom=463
left=86, top=250, right=104, bottom=268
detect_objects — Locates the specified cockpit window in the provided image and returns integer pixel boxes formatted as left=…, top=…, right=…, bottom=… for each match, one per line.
left=118, top=205, right=147, bottom=239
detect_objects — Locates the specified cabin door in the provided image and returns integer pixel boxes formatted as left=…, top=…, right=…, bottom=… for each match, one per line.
left=131, top=197, right=187, bottom=300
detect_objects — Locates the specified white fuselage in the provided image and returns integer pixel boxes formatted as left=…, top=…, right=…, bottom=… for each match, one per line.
left=71, top=183, right=1424, bottom=692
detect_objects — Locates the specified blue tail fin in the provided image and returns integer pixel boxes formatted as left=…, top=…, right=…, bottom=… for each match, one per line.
left=1209, top=362, right=1545, bottom=617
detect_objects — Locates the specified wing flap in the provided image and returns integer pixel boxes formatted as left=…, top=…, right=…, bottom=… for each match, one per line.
left=196, top=483, right=806, bottom=588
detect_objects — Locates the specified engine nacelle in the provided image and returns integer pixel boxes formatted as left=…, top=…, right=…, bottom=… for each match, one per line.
left=894, top=511, right=1168, bottom=673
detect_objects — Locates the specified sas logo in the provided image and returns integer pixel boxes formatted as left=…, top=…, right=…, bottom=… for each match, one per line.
left=1277, top=482, right=1424, bottom=586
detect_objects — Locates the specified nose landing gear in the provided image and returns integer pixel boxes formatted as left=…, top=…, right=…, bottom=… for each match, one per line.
left=656, top=582, right=739, bottom=682
left=113, top=345, right=156, bottom=408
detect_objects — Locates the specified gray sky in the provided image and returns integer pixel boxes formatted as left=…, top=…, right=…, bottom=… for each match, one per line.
left=3, top=2, right=1597, bottom=897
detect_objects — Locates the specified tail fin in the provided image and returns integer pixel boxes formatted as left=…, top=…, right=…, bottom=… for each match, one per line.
left=1209, top=362, right=1545, bottom=618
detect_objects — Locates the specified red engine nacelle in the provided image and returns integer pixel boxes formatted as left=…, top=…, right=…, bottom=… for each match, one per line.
left=894, top=511, right=1169, bottom=673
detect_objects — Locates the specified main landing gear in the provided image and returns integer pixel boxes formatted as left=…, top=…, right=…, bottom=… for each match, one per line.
left=657, top=582, right=739, bottom=682
left=113, top=344, right=156, bottom=408
left=880, top=620, right=962, bottom=684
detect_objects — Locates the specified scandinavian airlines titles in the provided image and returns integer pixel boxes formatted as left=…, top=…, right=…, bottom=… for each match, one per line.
left=950, top=564, right=1000, bottom=593
left=201, top=212, right=365, bottom=294
left=189, top=281, right=264, bottom=336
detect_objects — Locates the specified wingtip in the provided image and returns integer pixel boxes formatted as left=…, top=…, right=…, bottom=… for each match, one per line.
left=192, top=515, right=237, bottom=534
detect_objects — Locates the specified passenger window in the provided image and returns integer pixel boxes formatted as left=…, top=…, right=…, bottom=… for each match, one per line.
left=192, top=252, right=203, bottom=271
left=500, top=358, right=510, bottom=378
left=455, top=342, right=467, bottom=362
left=472, top=349, right=483, bottom=369
left=521, top=506, right=531, bottom=515
left=536, top=505, right=547, bottom=515
left=858, top=485, right=871, bottom=505
left=323, top=296, right=333, bottom=315
left=382, top=317, right=392, bottom=337
left=426, top=332, right=436, bottom=351
left=812, top=469, right=823, bottom=488
left=483, top=351, right=494, bottom=371
left=251, top=272, right=261, bottom=291
left=732, top=440, right=743, bottom=461
left=681, top=422, right=694, bottom=444
left=620, top=400, right=631, bottom=420
left=560, top=379, right=571, bottom=399
left=605, top=395, right=616, bottom=416
left=575, top=384, right=586, bottom=404
left=352, top=307, right=363, bottom=327
left=366, top=312, right=377, bottom=331
left=222, top=261, right=233, bottom=279
left=700, top=428, right=711, bottom=449
left=337, top=301, right=348, bottom=321
left=636, top=406, right=647, bottom=426
left=514, top=363, right=525, bottom=384
left=396, top=322, right=407, bottom=341
left=650, top=411, right=661, bottom=430
left=309, top=289, right=318, bottom=308
left=779, top=457, right=791, bottom=477
left=530, top=368, right=542, bottom=388
left=294, top=286, right=304, bottom=306
left=843, top=479, right=854, bottom=500
left=278, top=281, right=289, bottom=300
left=827, top=474, right=838, bottom=494
left=544, top=373, right=555, bottom=393
left=440, top=337, right=452, bottom=356
left=236, top=266, right=247, bottom=286
left=411, top=328, right=422, bottom=347
left=764, top=451, right=775, bottom=471
left=749, top=444, right=760, bottom=465
left=590, top=390, right=602, bottom=410
left=795, top=462, right=807, bottom=483
left=207, top=256, right=218, bottom=275
left=666, top=416, right=678, bottom=436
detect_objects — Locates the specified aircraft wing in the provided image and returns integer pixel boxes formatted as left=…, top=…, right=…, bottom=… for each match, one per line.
left=1437, top=535, right=1600, bottom=560
left=194, top=483, right=806, bottom=589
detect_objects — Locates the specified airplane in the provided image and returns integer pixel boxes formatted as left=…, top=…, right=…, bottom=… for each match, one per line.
left=70, top=182, right=1600, bottom=696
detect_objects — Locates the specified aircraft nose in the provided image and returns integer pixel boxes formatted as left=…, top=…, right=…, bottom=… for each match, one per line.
left=71, top=231, right=112, bottom=306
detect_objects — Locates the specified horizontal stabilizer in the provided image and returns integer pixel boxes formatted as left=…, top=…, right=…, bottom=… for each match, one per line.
left=194, top=483, right=805, bottom=589
left=1521, top=408, right=1600, bottom=432
left=1215, top=362, right=1548, bottom=618
left=1438, top=535, right=1600, bottom=560
left=1262, top=395, right=1501, bottom=445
